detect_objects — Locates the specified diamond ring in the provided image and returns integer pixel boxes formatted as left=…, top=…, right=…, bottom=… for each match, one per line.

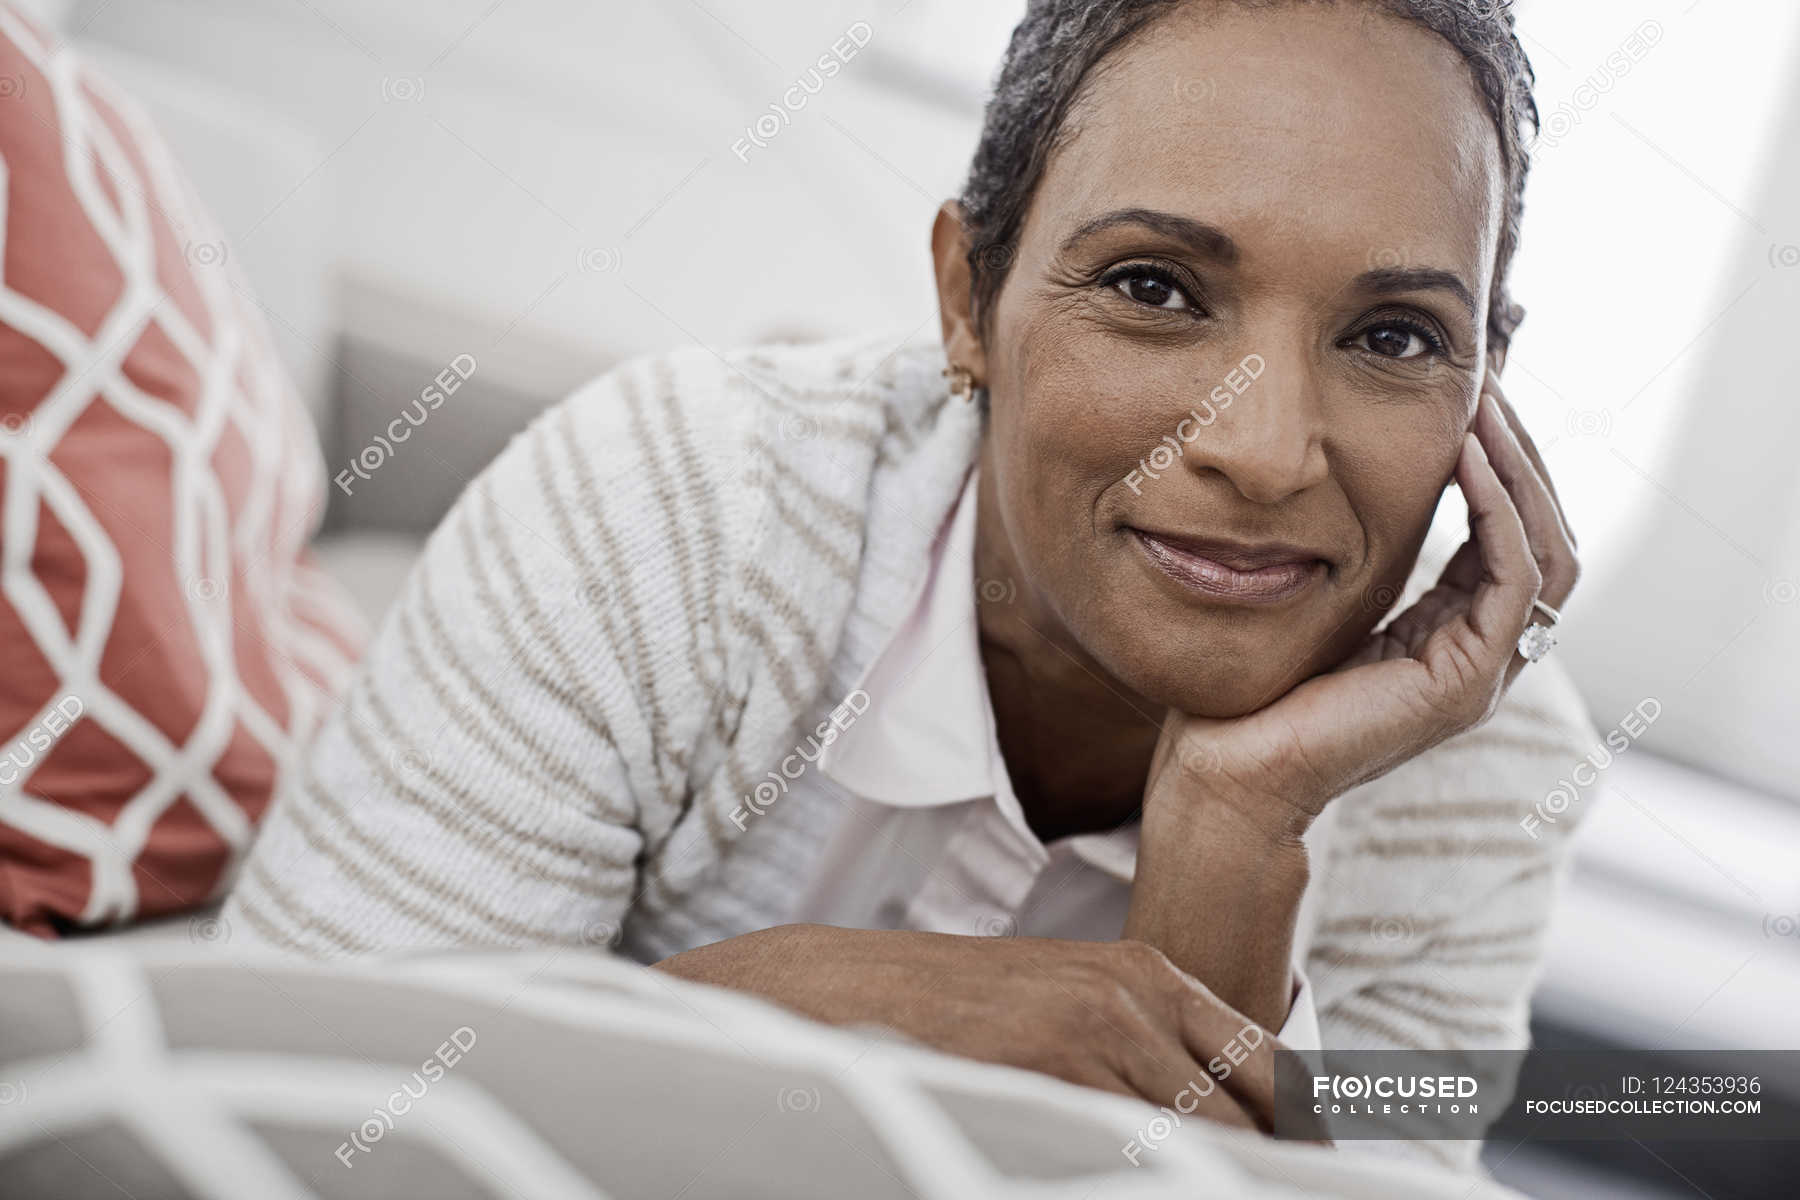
left=1517, top=622, right=1556, bottom=663
left=1517, top=597, right=1560, bottom=663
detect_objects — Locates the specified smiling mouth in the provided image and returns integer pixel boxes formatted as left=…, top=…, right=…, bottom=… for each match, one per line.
left=1128, top=528, right=1327, bottom=604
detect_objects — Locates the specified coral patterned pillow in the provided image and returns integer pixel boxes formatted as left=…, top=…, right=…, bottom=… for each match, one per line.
left=0, top=9, right=363, bottom=936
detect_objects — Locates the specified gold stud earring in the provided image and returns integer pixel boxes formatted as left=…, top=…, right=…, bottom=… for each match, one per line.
left=943, top=364, right=975, bottom=403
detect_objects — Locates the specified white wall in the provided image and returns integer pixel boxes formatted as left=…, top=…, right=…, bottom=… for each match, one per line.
left=65, top=0, right=1800, bottom=797
left=67, top=0, right=1017, bottom=387
left=1505, top=0, right=1800, bottom=798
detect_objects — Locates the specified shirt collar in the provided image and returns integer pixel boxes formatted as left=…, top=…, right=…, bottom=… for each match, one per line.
left=819, top=463, right=1140, bottom=883
left=820, top=462, right=991, bottom=806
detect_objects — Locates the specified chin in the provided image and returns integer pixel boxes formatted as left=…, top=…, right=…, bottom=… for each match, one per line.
left=1100, top=633, right=1302, bottom=718
left=1101, top=604, right=1374, bottom=719
left=1160, top=661, right=1301, bottom=719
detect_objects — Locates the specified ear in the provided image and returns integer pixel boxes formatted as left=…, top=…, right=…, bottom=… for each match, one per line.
left=930, top=201, right=990, bottom=384
left=1485, top=339, right=1507, bottom=380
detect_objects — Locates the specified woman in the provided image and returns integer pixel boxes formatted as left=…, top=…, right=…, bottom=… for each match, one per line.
left=225, top=0, right=1590, bottom=1166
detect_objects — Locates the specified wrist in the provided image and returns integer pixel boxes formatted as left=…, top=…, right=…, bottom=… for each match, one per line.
left=1142, top=771, right=1322, bottom=855
left=1123, top=814, right=1309, bottom=1029
left=1135, top=802, right=1312, bottom=910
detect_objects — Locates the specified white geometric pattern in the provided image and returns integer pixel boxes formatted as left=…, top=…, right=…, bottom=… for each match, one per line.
left=0, top=944, right=1528, bottom=1199
left=0, top=8, right=360, bottom=932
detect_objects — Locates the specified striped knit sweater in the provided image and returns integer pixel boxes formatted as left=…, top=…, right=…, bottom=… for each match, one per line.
left=223, top=330, right=1599, bottom=1166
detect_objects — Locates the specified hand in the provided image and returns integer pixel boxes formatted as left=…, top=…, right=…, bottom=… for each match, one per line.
left=654, top=924, right=1282, bottom=1132
left=1145, top=367, right=1580, bottom=841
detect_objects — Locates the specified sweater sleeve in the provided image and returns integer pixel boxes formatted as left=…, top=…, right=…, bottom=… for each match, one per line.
left=222, top=355, right=737, bottom=956
left=1302, top=653, right=1601, bottom=1172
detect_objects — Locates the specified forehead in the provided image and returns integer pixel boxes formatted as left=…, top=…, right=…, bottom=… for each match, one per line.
left=1038, top=2, right=1505, bottom=283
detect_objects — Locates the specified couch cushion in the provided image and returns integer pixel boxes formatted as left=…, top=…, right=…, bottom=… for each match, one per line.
left=0, top=6, right=363, bottom=936
left=0, top=944, right=1530, bottom=1199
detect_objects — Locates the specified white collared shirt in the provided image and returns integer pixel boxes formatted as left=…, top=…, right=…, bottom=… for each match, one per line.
left=800, top=463, right=1320, bottom=1049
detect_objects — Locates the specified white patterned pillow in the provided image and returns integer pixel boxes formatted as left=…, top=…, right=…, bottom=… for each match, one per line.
left=0, top=944, right=1530, bottom=1199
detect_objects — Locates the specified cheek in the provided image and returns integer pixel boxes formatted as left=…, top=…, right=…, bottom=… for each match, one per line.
left=991, top=314, right=1152, bottom=516
left=1333, top=409, right=1466, bottom=569
left=998, top=310, right=1197, bottom=485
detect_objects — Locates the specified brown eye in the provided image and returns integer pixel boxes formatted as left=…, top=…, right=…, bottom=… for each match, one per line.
left=1110, top=267, right=1193, bottom=311
left=1356, top=321, right=1442, bottom=360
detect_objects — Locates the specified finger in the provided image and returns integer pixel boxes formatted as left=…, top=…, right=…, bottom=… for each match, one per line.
left=1430, top=535, right=1482, bottom=597
left=1113, top=1046, right=1263, bottom=1134
left=1081, top=965, right=1264, bottom=1130
left=1475, top=390, right=1578, bottom=611
left=1174, top=989, right=1279, bottom=1131
left=1450, top=432, right=1539, bottom=664
left=1483, top=372, right=1578, bottom=551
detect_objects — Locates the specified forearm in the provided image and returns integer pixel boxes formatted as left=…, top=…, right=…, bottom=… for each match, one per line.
left=653, top=924, right=948, bottom=1028
left=1122, top=797, right=1311, bottom=1033
left=653, top=924, right=836, bottom=1011
left=656, top=922, right=1284, bottom=1127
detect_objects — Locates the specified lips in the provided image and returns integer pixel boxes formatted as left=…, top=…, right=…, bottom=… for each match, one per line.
left=1129, top=528, right=1328, bottom=604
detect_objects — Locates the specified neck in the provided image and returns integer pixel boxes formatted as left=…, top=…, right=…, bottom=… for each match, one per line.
left=971, top=444, right=1165, bottom=845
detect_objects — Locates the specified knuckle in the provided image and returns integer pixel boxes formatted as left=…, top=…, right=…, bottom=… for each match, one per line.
left=1116, top=935, right=1159, bottom=978
left=1530, top=546, right=1556, bottom=585
left=1116, top=937, right=1174, bottom=979
left=1093, top=980, right=1144, bottom=1030
left=1557, top=553, right=1582, bottom=598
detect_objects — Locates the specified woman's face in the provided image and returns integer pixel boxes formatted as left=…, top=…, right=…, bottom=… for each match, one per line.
left=964, top=1, right=1507, bottom=717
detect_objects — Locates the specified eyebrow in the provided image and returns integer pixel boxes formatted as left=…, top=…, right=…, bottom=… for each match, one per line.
left=1356, top=267, right=1478, bottom=325
left=1062, top=208, right=1240, bottom=266
left=1061, top=207, right=1479, bottom=324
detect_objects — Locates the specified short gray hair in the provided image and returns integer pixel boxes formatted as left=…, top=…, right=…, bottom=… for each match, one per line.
left=961, top=0, right=1538, bottom=357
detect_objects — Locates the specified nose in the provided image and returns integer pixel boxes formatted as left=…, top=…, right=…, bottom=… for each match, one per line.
left=1177, top=348, right=1329, bottom=505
